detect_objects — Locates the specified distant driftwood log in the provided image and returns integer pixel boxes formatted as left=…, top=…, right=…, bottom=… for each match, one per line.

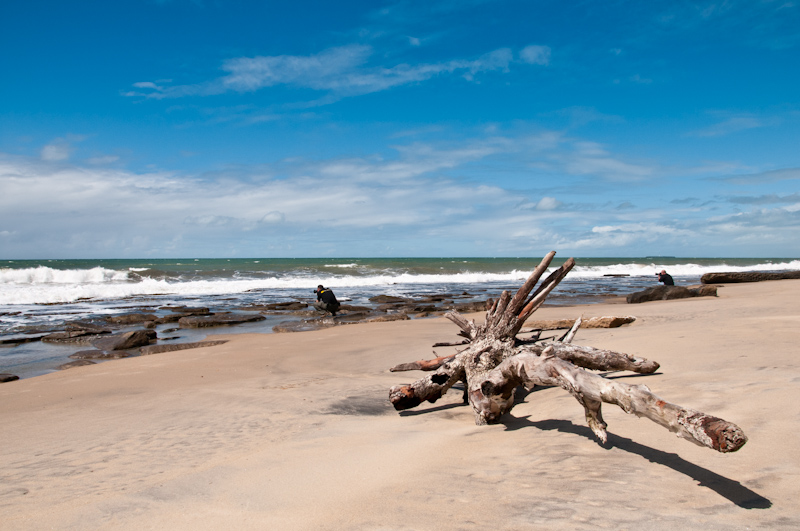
left=389, top=252, right=747, bottom=453
left=701, top=271, right=800, bottom=284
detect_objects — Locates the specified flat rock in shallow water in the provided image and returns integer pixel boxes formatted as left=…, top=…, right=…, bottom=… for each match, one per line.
left=105, top=313, right=158, bottom=325
left=0, top=373, right=20, bottom=382
left=92, top=330, right=157, bottom=351
left=369, top=295, right=410, bottom=303
left=69, top=349, right=133, bottom=360
left=178, top=313, right=266, bottom=328
left=41, top=331, right=111, bottom=345
left=0, top=334, right=48, bottom=346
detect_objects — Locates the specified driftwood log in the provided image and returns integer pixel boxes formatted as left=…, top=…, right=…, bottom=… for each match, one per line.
left=389, top=252, right=747, bottom=453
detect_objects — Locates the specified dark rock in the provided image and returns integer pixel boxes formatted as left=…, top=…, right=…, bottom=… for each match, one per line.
left=160, top=306, right=211, bottom=315
left=65, top=321, right=113, bottom=334
left=91, top=329, right=157, bottom=351
left=364, top=313, right=410, bottom=323
left=0, top=373, right=20, bottom=382
left=369, top=295, right=410, bottom=303
left=139, top=340, right=229, bottom=356
left=452, top=300, right=490, bottom=312
left=178, top=312, right=266, bottom=328
left=69, top=349, right=133, bottom=360
left=155, top=314, right=183, bottom=324
left=700, top=270, right=800, bottom=284
left=0, top=334, right=48, bottom=346
left=106, top=313, right=158, bottom=325
left=376, top=303, right=409, bottom=312
left=339, top=304, right=372, bottom=312
left=690, top=284, right=718, bottom=297
left=57, top=360, right=96, bottom=370
left=626, top=285, right=717, bottom=304
left=526, top=316, right=637, bottom=329
left=41, top=330, right=111, bottom=345
left=272, top=320, right=333, bottom=333
left=252, top=302, right=308, bottom=311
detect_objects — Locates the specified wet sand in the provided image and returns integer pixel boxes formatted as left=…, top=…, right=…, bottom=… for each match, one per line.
left=1, top=280, right=799, bottom=529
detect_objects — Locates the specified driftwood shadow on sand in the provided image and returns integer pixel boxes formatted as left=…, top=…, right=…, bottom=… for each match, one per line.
left=503, top=415, right=772, bottom=510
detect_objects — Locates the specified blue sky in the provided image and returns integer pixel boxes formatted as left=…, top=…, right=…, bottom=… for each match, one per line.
left=1, top=0, right=799, bottom=259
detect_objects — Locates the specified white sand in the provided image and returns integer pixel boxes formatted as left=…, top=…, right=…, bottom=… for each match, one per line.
left=2, top=280, right=799, bottom=529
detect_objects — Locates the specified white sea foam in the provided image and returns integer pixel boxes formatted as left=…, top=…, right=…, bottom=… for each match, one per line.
left=2, top=260, right=799, bottom=305
left=0, top=266, right=129, bottom=285
left=568, top=260, right=800, bottom=279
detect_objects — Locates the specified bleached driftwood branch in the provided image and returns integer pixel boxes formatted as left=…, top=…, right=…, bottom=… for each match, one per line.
left=388, top=251, right=747, bottom=453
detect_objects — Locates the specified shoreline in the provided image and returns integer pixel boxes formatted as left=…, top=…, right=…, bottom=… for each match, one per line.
left=0, top=289, right=628, bottom=381
left=2, top=280, right=799, bottom=528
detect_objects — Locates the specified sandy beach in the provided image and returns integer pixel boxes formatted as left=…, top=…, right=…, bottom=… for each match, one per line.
left=2, top=280, right=799, bottom=530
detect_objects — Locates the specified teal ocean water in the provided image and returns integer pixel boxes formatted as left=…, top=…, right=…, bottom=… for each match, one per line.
left=2, top=256, right=798, bottom=377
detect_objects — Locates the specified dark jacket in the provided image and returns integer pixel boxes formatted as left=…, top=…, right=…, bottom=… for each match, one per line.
left=316, top=288, right=339, bottom=305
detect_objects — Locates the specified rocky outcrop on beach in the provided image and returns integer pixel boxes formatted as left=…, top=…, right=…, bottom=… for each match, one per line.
left=139, top=340, right=229, bottom=356
left=626, top=285, right=717, bottom=304
left=525, top=316, right=636, bottom=330
left=178, top=312, right=267, bottom=328
left=3, top=292, right=495, bottom=377
left=70, top=349, right=134, bottom=360
left=0, top=373, right=20, bottom=382
left=42, top=330, right=111, bottom=345
left=92, top=329, right=157, bottom=351
left=56, top=360, right=96, bottom=370
left=701, top=271, right=800, bottom=284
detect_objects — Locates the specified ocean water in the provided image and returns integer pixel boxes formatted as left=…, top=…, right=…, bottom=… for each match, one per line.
left=2, top=256, right=798, bottom=378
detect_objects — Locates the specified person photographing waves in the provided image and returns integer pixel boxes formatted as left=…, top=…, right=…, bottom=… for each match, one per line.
left=656, top=270, right=675, bottom=286
left=313, top=285, right=341, bottom=316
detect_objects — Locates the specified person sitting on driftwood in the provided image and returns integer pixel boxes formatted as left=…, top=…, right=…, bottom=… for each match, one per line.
left=656, top=270, right=675, bottom=286
left=313, top=285, right=341, bottom=316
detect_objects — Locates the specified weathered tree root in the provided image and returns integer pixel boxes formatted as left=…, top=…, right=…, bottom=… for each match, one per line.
left=388, top=251, right=747, bottom=453
left=478, top=347, right=746, bottom=452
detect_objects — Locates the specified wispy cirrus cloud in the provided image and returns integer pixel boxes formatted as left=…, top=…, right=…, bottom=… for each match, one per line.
left=124, top=43, right=548, bottom=101
left=714, top=167, right=800, bottom=184
left=689, top=112, right=779, bottom=137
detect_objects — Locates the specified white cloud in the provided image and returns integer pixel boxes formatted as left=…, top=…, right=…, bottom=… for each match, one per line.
left=39, top=135, right=87, bottom=162
left=519, top=45, right=551, bottom=65
left=87, top=155, right=120, bottom=165
left=40, top=143, right=71, bottom=161
left=4, top=126, right=800, bottom=257
left=689, top=112, right=780, bottom=137
left=562, top=142, right=654, bottom=181
left=260, top=211, right=286, bottom=224
left=126, top=44, right=537, bottom=101
left=536, top=197, right=561, bottom=210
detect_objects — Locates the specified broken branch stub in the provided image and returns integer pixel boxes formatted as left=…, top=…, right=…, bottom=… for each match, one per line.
left=388, top=251, right=747, bottom=453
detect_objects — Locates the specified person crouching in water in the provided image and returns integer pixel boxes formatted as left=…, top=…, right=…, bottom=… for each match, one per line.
left=313, top=285, right=341, bottom=316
